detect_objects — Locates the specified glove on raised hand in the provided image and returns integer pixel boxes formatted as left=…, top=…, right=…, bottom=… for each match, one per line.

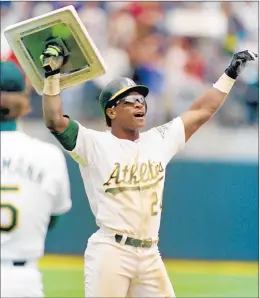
left=224, top=50, right=258, bottom=79
left=213, top=50, right=258, bottom=94
left=40, top=44, right=64, bottom=78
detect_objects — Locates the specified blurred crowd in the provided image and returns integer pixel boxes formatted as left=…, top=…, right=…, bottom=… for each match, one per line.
left=1, top=1, right=259, bottom=129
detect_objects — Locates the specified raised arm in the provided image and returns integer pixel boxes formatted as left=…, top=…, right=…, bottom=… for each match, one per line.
left=181, top=50, right=257, bottom=142
left=40, top=44, right=69, bottom=133
left=40, top=44, right=79, bottom=151
left=42, top=78, right=69, bottom=133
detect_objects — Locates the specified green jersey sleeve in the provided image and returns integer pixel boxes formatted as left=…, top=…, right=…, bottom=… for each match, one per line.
left=51, top=116, right=79, bottom=151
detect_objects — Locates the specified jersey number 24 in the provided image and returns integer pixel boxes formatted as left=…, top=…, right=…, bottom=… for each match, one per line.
left=151, top=192, right=162, bottom=216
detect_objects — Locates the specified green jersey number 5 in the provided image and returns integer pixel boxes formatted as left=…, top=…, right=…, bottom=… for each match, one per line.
left=1, top=185, right=20, bottom=232
left=0, top=203, right=19, bottom=232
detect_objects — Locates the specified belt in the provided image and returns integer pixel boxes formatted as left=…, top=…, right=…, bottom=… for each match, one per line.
left=13, top=261, right=26, bottom=266
left=1, top=260, right=27, bottom=267
left=115, top=234, right=156, bottom=248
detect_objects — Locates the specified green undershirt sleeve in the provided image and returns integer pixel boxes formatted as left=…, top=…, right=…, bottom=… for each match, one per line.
left=51, top=116, right=79, bottom=151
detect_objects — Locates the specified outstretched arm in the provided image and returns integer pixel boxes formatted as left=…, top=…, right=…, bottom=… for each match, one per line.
left=42, top=77, right=69, bottom=133
left=40, top=44, right=97, bottom=166
left=41, top=45, right=79, bottom=151
left=181, top=86, right=228, bottom=141
left=181, top=50, right=257, bottom=142
left=40, top=45, right=69, bottom=133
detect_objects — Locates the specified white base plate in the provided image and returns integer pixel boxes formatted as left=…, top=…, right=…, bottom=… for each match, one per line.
left=4, top=5, right=106, bottom=95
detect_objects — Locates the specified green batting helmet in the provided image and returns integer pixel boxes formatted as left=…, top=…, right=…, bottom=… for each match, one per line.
left=99, top=77, right=149, bottom=117
left=0, top=61, right=25, bottom=92
left=0, top=61, right=26, bottom=121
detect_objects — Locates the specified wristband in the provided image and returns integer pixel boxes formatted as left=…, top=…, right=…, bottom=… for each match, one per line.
left=43, top=74, right=60, bottom=96
left=213, top=73, right=236, bottom=94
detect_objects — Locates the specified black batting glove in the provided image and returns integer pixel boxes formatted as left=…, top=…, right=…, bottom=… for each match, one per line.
left=225, top=50, right=258, bottom=79
left=40, top=44, right=64, bottom=78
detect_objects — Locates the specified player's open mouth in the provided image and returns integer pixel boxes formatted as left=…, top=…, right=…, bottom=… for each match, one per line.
left=134, top=112, right=145, bottom=118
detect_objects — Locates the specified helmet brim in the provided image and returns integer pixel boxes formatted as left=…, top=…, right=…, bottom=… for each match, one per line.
left=109, top=85, right=149, bottom=102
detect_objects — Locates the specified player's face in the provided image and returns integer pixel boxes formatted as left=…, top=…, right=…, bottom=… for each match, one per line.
left=114, top=92, right=146, bottom=130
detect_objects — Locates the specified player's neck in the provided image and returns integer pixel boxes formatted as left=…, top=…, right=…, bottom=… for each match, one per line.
left=111, top=127, right=139, bottom=142
left=0, top=120, right=17, bottom=131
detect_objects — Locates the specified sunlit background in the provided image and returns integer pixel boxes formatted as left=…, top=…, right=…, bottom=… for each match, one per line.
left=1, top=1, right=259, bottom=297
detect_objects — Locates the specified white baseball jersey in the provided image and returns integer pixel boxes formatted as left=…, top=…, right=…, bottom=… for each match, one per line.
left=1, top=130, right=72, bottom=260
left=68, top=117, right=185, bottom=239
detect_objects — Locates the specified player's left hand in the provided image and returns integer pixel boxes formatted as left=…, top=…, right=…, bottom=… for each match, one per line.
left=225, top=50, right=258, bottom=79
left=40, top=43, right=64, bottom=77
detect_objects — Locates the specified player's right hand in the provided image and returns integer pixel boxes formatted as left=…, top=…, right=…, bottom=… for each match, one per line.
left=224, top=50, right=258, bottom=79
left=40, top=44, right=64, bottom=78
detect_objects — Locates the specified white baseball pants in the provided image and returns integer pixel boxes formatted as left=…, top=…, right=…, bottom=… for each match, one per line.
left=1, top=261, right=44, bottom=297
left=84, top=227, right=175, bottom=297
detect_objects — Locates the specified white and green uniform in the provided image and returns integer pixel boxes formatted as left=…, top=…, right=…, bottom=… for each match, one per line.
left=1, top=129, right=71, bottom=298
left=57, top=116, right=185, bottom=297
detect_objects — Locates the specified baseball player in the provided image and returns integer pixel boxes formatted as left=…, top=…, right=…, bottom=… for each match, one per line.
left=0, top=61, right=72, bottom=298
left=40, top=44, right=257, bottom=297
